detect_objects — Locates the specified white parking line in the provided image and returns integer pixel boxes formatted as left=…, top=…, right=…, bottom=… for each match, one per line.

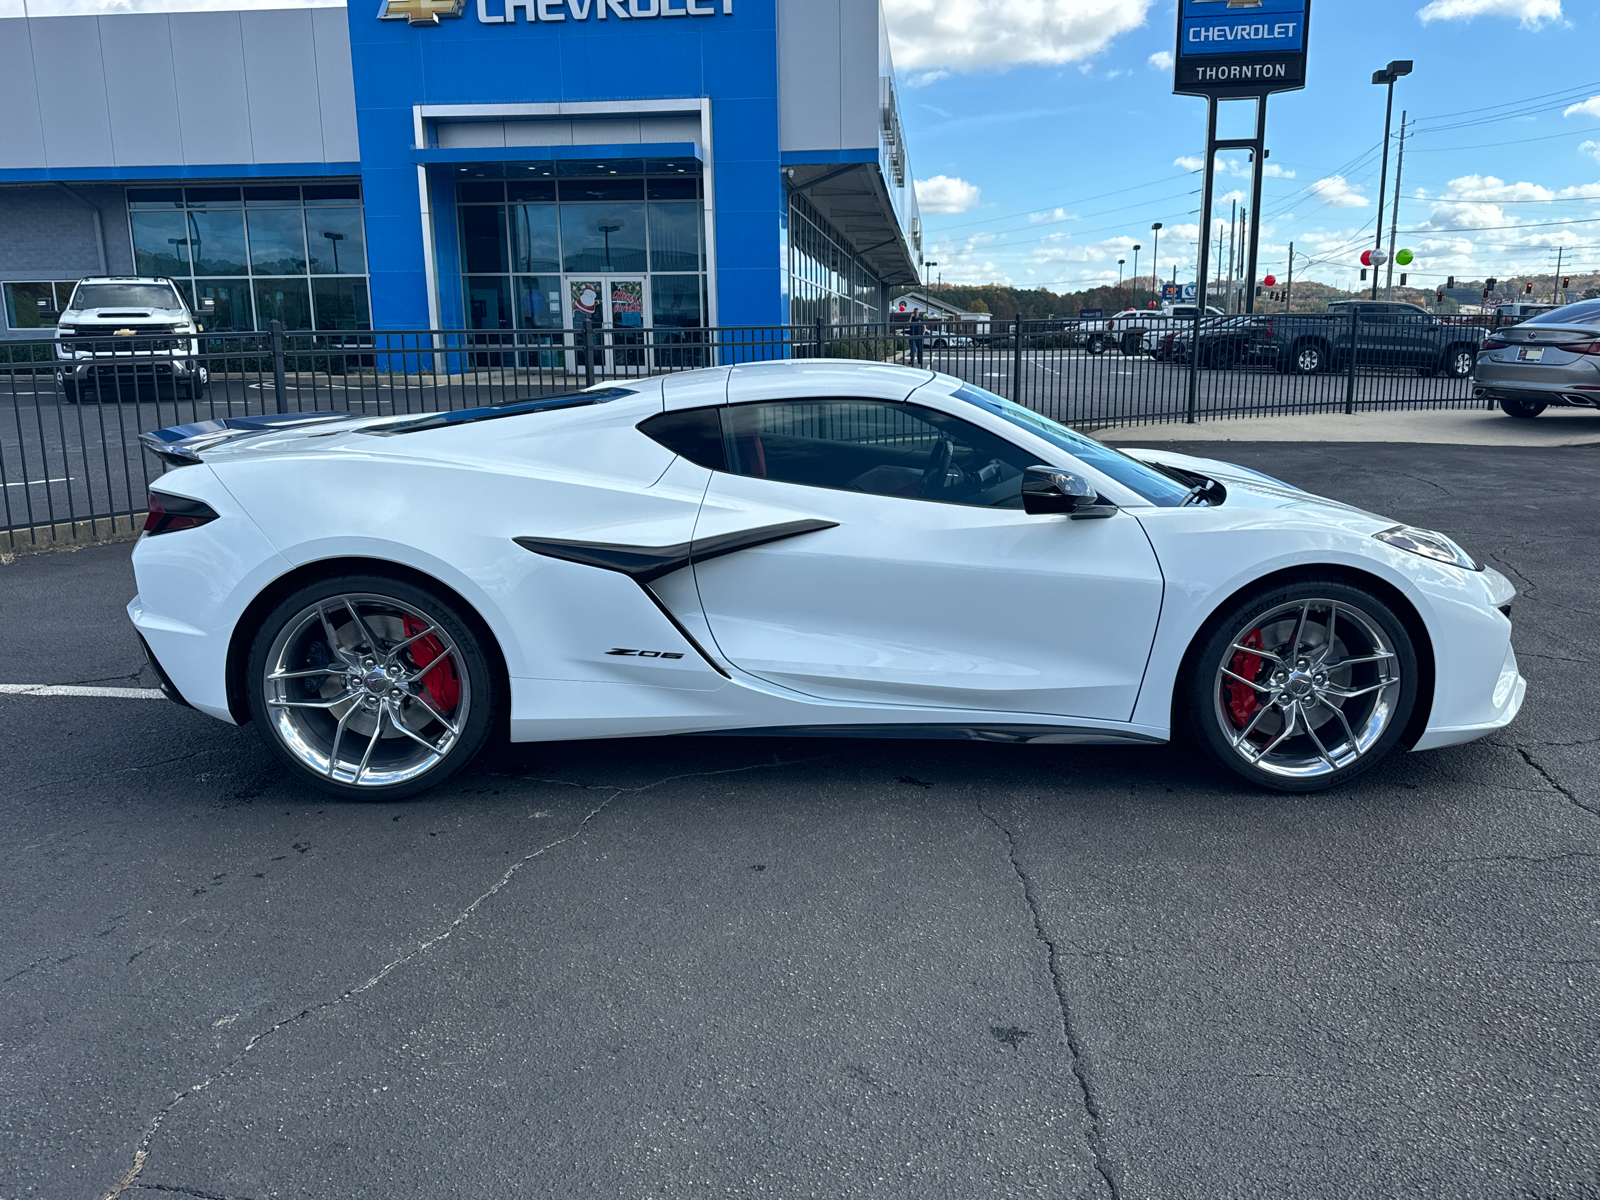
left=4, top=478, right=69, bottom=487
left=0, top=683, right=166, bottom=699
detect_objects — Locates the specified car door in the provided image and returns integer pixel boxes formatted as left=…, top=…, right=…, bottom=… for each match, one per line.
left=651, top=397, right=1166, bottom=722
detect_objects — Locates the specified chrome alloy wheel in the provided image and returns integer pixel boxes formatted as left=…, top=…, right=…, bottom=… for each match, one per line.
left=262, top=593, right=471, bottom=788
left=1214, top=598, right=1403, bottom=780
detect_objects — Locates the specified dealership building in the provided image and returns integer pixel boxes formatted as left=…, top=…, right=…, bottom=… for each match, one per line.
left=0, top=0, right=923, bottom=340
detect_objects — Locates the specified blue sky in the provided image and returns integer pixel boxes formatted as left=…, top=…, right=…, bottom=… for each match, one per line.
left=890, top=0, right=1600, bottom=294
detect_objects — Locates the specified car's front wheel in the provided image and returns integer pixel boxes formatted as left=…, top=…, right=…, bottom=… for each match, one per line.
left=1288, top=341, right=1327, bottom=374
left=1184, top=579, right=1419, bottom=792
left=245, top=575, right=497, bottom=799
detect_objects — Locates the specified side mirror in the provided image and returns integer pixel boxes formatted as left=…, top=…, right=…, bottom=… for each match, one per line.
left=199, top=297, right=217, bottom=314
left=1021, top=466, right=1117, bottom=519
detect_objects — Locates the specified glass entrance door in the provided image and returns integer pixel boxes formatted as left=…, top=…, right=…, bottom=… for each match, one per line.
left=565, top=277, right=650, bottom=377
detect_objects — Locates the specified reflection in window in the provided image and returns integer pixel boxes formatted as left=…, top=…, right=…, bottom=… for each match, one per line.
left=460, top=205, right=509, bottom=274
left=183, top=280, right=255, bottom=332
left=306, top=208, right=366, bottom=275
left=3, top=281, right=78, bottom=330
left=650, top=275, right=703, bottom=327
left=130, top=210, right=190, bottom=276
left=311, top=278, right=372, bottom=331
left=515, top=276, right=563, bottom=329
left=188, top=209, right=249, bottom=276
left=647, top=202, right=701, bottom=272
left=465, top=275, right=512, bottom=330
left=512, top=205, right=560, bottom=274
left=247, top=209, right=308, bottom=275
left=560, top=203, right=647, bottom=273
left=253, top=278, right=313, bottom=330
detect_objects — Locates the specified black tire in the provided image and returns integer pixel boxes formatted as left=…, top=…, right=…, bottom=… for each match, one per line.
left=1182, top=577, right=1420, bottom=793
left=1086, top=337, right=1106, bottom=355
left=245, top=574, right=498, bottom=800
left=1288, top=342, right=1327, bottom=375
left=1444, top=346, right=1476, bottom=378
left=59, top=380, right=78, bottom=404
left=1120, top=332, right=1144, bottom=356
left=1204, top=344, right=1237, bottom=370
left=1500, top=398, right=1546, bottom=419
left=186, top=370, right=207, bottom=400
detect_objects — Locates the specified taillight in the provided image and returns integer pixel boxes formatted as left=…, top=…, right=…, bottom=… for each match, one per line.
left=144, top=490, right=219, bottom=535
left=1481, top=337, right=1509, bottom=350
left=1567, top=342, right=1600, bottom=355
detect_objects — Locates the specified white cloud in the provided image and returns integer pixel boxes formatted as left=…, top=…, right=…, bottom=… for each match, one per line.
left=1565, top=96, right=1600, bottom=119
left=904, top=70, right=949, bottom=89
left=0, top=0, right=337, bottom=12
left=915, top=175, right=982, bottom=214
left=1261, top=163, right=1296, bottom=179
left=1030, top=207, right=1074, bottom=223
left=1417, top=0, right=1561, bottom=28
left=1308, top=175, right=1370, bottom=208
left=1147, top=50, right=1173, bottom=70
left=1582, top=141, right=1600, bottom=165
left=884, top=0, right=1154, bottom=72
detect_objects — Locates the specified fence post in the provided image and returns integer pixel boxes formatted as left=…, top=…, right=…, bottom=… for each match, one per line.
left=1344, top=306, right=1358, bottom=415
left=582, top=321, right=595, bottom=389
left=1012, top=315, right=1025, bottom=402
left=269, top=319, right=287, bottom=415
left=1186, top=308, right=1201, bottom=424
left=815, top=317, right=826, bottom=360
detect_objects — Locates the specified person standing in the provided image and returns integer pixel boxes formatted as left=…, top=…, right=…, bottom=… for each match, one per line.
left=909, top=308, right=925, bottom=366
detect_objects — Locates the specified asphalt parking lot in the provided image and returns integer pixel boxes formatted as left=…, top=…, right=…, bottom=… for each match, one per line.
left=2, top=440, right=1597, bottom=1200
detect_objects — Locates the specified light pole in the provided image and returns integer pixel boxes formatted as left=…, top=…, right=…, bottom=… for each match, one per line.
left=924, top=260, right=938, bottom=292
left=598, top=223, right=621, bottom=271
left=1117, top=258, right=1126, bottom=304
left=321, top=231, right=346, bottom=274
left=1131, top=244, right=1142, bottom=304
left=1369, top=59, right=1412, bottom=300
left=1150, top=222, right=1162, bottom=300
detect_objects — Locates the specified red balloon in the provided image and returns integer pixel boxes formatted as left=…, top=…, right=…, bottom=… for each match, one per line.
left=1360, top=250, right=1373, bottom=267
left=1263, top=275, right=1277, bottom=287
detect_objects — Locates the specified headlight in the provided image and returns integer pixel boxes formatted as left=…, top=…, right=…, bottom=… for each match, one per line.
left=1374, top=524, right=1479, bottom=571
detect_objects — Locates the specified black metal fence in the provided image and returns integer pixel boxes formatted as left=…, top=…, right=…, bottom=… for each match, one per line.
left=1, top=312, right=1506, bottom=550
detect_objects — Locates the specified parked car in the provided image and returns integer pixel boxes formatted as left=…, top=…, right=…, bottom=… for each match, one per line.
left=131, top=361, right=1521, bottom=799
left=1108, top=303, right=1224, bottom=356
left=929, top=332, right=975, bottom=349
left=1474, top=297, right=1600, bottom=418
left=1168, top=316, right=1273, bottom=369
left=1243, top=302, right=1484, bottom=377
left=49, top=276, right=213, bottom=403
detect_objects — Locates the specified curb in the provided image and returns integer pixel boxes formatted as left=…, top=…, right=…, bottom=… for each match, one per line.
left=2, top=516, right=141, bottom=560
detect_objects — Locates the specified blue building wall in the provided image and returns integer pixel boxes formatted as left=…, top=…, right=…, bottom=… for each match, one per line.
left=345, top=2, right=784, bottom=330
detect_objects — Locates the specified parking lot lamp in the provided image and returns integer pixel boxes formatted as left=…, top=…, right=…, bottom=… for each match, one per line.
left=321, top=231, right=346, bottom=274
left=1132, top=244, right=1142, bottom=301
left=1151, top=223, right=1162, bottom=298
left=1370, top=59, right=1412, bottom=299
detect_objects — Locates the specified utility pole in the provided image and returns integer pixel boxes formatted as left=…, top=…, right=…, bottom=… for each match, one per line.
left=1554, top=247, right=1564, bottom=302
left=1285, top=241, right=1294, bottom=311
left=1384, top=112, right=1407, bottom=300
left=1151, top=223, right=1162, bottom=300
left=1238, top=206, right=1248, bottom=310
left=1225, top=199, right=1237, bottom=313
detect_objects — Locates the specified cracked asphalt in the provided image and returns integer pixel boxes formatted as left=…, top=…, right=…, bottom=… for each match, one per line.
left=2, top=441, right=1597, bottom=1200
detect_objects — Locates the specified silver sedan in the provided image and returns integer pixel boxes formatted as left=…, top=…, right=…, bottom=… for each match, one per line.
left=1475, top=298, right=1600, bottom=418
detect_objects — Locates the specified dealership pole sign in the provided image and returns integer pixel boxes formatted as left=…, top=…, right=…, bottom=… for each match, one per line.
left=1173, top=0, right=1311, bottom=98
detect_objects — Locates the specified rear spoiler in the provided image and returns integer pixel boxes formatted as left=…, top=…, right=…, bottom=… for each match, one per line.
left=138, top=411, right=349, bottom=466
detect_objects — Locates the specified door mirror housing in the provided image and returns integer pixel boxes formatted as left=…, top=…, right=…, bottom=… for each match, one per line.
left=199, top=297, right=217, bottom=314
left=1021, top=466, right=1117, bottom=519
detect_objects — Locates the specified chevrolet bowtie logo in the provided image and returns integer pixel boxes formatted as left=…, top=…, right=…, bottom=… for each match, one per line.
left=378, top=0, right=464, bottom=25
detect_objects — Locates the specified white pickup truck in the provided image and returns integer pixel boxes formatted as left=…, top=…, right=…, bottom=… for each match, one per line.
left=1100, top=303, right=1224, bottom=356
left=48, top=276, right=212, bottom=403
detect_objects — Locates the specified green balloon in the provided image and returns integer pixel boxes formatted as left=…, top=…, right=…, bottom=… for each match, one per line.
left=1396, top=248, right=1414, bottom=266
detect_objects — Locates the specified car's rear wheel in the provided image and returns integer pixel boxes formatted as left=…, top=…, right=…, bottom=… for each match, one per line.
left=1087, top=337, right=1106, bottom=355
left=1444, top=347, right=1476, bottom=378
left=1120, top=332, right=1143, bottom=356
left=1500, top=398, right=1546, bottom=419
left=245, top=576, right=496, bottom=800
left=1184, top=580, right=1418, bottom=792
left=1288, top=342, right=1327, bottom=375
left=59, top=379, right=78, bottom=404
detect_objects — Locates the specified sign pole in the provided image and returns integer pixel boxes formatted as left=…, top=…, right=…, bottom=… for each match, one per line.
left=1187, top=95, right=1219, bottom=425
left=1243, top=99, right=1268, bottom=314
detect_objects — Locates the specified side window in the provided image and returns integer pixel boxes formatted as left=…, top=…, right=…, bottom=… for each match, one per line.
left=637, top=407, right=726, bottom=471
left=721, top=399, right=1035, bottom=508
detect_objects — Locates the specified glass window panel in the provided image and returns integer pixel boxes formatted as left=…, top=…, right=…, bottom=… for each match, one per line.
left=648, top=202, right=701, bottom=272
left=559, top=178, right=645, bottom=202
left=131, top=209, right=192, bottom=276
left=511, top=204, right=560, bottom=273
left=244, top=185, right=300, bottom=206
left=460, top=205, right=508, bottom=274
left=253, top=278, right=312, bottom=331
left=559, top=202, right=646, bottom=272
left=464, top=275, right=512, bottom=330
left=302, top=183, right=361, bottom=203
left=650, top=274, right=703, bottom=327
left=3, top=282, right=54, bottom=329
left=311, top=277, right=372, bottom=330
left=185, top=187, right=242, bottom=207
left=188, top=209, right=249, bottom=276
left=247, top=209, right=308, bottom=275
left=514, top=276, right=563, bottom=330
left=127, top=187, right=184, bottom=210
left=457, top=182, right=505, bottom=204
left=192, top=279, right=255, bottom=332
left=306, top=208, right=367, bottom=275
left=508, top=180, right=557, bottom=202
left=647, top=176, right=700, bottom=200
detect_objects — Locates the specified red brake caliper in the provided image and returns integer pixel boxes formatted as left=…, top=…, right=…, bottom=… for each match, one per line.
left=1224, top=627, right=1265, bottom=729
left=402, top=616, right=460, bottom=714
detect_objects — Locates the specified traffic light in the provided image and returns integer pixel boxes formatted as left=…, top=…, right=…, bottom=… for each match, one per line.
left=1486, top=277, right=1498, bottom=290
left=1446, top=276, right=1455, bottom=290
left=1525, top=282, right=1534, bottom=294
left=1564, top=277, right=1571, bottom=289
left=1400, top=273, right=1407, bottom=286
left=1360, top=268, right=1368, bottom=281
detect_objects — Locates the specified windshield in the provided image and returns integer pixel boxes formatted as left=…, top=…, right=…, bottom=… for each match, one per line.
left=68, top=283, right=184, bottom=312
left=949, top=383, right=1196, bottom=506
left=1525, top=299, right=1600, bottom=326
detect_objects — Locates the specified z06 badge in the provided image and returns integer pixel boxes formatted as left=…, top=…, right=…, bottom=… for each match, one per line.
left=606, top=648, right=685, bottom=659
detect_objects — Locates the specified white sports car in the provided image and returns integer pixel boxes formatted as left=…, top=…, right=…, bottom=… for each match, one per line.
left=131, top=361, right=1524, bottom=799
